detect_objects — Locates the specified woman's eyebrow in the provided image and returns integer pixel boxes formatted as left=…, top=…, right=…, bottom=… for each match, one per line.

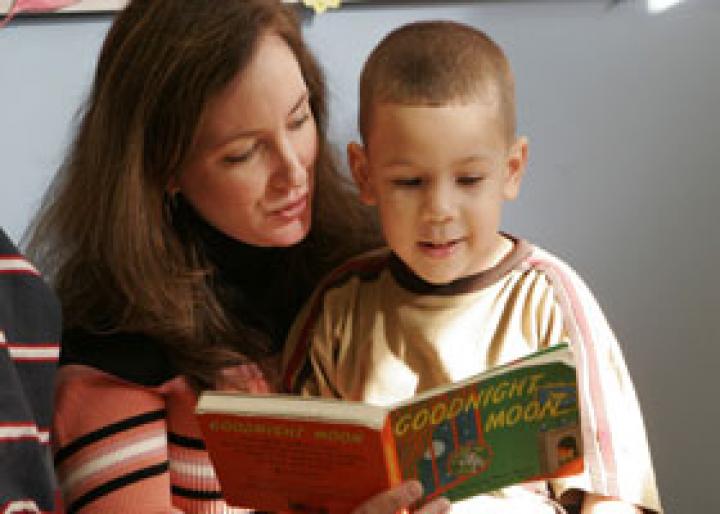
left=289, top=90, right=310, bottom=116
left=199, top=91, right=311, bottom=152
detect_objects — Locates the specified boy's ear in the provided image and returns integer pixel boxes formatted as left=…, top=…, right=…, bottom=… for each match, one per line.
left=503, top=136, right=528, bottom=200
left=347, top=141, right=377, bottom=205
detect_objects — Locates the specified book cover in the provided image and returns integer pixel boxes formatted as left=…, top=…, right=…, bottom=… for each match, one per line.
left=196, top=343, right=582, bottom=513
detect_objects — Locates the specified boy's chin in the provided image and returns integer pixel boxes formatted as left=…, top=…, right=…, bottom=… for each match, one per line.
left=414, top=268, right=464, bottom=286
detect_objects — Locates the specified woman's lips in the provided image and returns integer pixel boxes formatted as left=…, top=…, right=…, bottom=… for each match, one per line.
left=269, top=194, right=308, bottom=221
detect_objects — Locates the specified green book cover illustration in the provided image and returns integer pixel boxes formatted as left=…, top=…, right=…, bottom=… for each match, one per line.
left=387, top=343, right=582, bottom=502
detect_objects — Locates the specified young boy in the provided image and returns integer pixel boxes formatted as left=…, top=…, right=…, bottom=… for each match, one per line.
left=283, top=21, right=662, bottom=514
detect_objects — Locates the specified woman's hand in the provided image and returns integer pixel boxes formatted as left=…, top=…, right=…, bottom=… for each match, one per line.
left=351, top=480, right=451, bottom=514
left=215, top=363, right=272, bottom=393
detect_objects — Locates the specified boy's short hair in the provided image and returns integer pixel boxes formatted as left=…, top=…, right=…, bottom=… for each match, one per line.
left=359, top=20, right=516, bottom=143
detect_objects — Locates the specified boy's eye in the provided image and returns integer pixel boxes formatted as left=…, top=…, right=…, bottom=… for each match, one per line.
left=457, top=176, right=483, bottom=186
left=391, top=177, right=423, bottom=187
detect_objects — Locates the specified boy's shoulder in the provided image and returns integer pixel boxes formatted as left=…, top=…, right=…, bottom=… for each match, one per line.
left=519, top=240, right=606, bottom=326
left=306, top=237, right=592, bottom=314
left=316, top=246, right=393, bottom=292
left=519, top=240, right=589, bottom=289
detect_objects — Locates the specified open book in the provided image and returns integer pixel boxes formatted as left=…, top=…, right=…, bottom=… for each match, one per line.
left=196, top=343, right=582, bottom=513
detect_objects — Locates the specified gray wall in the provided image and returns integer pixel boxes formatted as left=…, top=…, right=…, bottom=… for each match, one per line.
left=2, top=1, right=718, bottom=512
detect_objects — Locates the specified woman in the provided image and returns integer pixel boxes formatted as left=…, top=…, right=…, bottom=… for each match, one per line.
left=28, top=1, right=450, bottom=513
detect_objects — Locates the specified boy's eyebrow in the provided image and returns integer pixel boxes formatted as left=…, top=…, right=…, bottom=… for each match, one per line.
left=453, top=154, right=493, bottom=165
left=379, top=158, right=416, bottom=169
left=379, top=154, right=492, bottom=169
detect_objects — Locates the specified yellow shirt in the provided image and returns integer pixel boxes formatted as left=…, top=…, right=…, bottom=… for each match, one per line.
left=283, top=238, right=662, bottom=512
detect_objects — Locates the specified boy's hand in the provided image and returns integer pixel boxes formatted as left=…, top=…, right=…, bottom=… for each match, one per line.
left=351, top=480, right=451, bottom=514
left=581, top=494, right=643, bottom=513
left=448, top=493, right=561, bottom=514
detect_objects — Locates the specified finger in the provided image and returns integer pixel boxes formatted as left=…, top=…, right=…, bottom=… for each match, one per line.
left=352, top=480, right=423, bottom=514
left=254, top=378, right=271, bottom=393
left=236, top=364, right=252, bottom=380
left=415, top=497, right=452, bottom=514
left=248, top=363, right=263, bottom=380
left=247, top=377, right=270, bottom=394
left=216, top=367, right=251, bottom=392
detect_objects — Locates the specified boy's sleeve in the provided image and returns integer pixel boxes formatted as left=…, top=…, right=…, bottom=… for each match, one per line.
left=529, top=250, right=663, bottom=513
left=454, top=483, right=577, bottom=514
left=282, top=249, right=391, bottom=397
left=281, top=283, right=343, bottom=398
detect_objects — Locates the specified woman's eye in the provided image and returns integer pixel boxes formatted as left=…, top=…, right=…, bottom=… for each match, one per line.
left=289, top=112, right=311, bottom=130
left=392, top=178, right=422, bottom=187
left=457, top=176, right=483, bottom=186
left=223, top=146, right=256, bottom=165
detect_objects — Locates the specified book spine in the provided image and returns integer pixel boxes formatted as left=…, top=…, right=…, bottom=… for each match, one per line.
left=381, top=419, right=403, bottom=487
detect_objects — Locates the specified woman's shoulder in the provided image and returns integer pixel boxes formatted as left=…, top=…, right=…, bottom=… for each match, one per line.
left=61, top=328, right=178, bottom=387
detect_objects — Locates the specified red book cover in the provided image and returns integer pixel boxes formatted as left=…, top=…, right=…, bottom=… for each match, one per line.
left=197, top=400, right=402, bottom=513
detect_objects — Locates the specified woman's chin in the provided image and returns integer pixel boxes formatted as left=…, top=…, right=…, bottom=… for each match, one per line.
left=259, top=222, right=311, bottom=248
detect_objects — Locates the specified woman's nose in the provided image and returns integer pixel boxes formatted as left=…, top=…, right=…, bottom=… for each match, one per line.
left=271, top=137, right=307, bottom=190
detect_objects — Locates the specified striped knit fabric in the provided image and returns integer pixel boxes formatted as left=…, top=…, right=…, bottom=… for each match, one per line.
left=282, top=238, right=663, bottom=513
left=52, top=362, right=266, bottom=513
left=0, top=228, right=61, bottom=514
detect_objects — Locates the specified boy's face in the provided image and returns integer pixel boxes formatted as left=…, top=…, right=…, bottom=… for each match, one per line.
left=349, top=100, right=527, bottom=285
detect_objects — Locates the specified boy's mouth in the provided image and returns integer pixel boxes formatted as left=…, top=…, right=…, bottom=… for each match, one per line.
left=417, top=238, right=464, bottom=257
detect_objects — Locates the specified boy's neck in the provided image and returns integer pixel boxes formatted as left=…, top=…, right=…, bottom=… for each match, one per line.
left=484, top=232, right=515, bottom=273
left=388, top=233, right=530, bottom=296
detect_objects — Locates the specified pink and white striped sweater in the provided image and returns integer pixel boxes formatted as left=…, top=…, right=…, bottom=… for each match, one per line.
left=53, top=337, right=271, bottom=514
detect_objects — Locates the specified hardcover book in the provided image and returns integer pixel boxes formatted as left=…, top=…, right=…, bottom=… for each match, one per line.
left=196, top=343, right=582, bottom=513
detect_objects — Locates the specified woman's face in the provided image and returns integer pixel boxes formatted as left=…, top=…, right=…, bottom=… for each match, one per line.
left=177, top=32, right=318, bottom=247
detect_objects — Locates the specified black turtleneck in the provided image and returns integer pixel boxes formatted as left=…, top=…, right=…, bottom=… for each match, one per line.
left=187, top=201, right=301, bottom=352
left=61, top=196, right=311, bottom=385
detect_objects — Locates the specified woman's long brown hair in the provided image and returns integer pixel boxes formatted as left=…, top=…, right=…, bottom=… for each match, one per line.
left=26, top=0, right=379, bottom=389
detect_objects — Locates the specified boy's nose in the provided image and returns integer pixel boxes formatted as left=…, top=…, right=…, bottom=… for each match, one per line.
left=423, top=184, right=455, bottom=223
